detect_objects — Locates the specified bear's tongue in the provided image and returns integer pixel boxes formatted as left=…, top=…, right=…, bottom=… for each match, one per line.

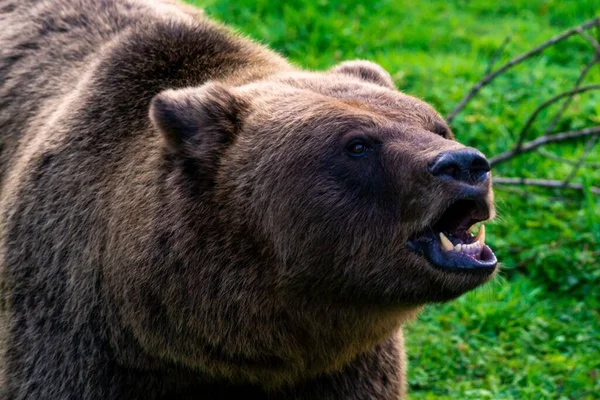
left=439, top=225, right=486, bottom=261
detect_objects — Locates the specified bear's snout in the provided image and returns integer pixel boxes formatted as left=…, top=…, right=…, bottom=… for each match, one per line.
left=428, top=148, right=491, bottom=187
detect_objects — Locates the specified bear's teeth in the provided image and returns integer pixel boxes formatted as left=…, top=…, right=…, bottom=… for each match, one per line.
left=454, top=241, right=483, bottom=253
left=439, top=232, right=454, bottom=251
left=475, top=225, right=486, bottom=245
left=440, top=230, right=486, bottom=253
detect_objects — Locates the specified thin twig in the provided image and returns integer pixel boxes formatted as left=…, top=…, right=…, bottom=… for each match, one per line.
left=446, top=18, right=600, bottom=123
left=493, top=177, right=600, bottom=195
left=556, top=26, right=600, bottom=187
left=490, top=126, right=600, bottom=166
left=563, top=135, right=600, bottom=186
left=484, top=35, right=512, bottom=76
left=537, top=149, right=600, bottom=168
left=576, top=27, right=600, bottom=56
left=514, top=84, right=600, bottom=150
left=534, top=53, right=599, bottom=173
left=543, top=56, right=598, bottom=134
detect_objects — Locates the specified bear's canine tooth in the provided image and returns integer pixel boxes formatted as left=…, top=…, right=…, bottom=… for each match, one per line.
left=475, top=224, right=486, bottom=245
left=439, top=232, right=454, bottom=251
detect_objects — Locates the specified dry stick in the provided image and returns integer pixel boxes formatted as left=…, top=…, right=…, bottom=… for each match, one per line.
left=490, top=126, right=600, bottom=166
left=534, top=48, right=599, bottom=176
left=537, top=149, right=600, bottom=168
left=543, top=56, right=598, bottom=135
left=484, top=35, right=512, bottom=76
left=493, top=177, right=600, bottom=195
left=544, top=26, right=600, bottom=133
left=563, top=135, right=600, bottom=186
left=558, top=31, right=600, bottom=186
left=514, top=84, right=600, bottom=150
left=576, top=27, right=600, bottom=56
left=446, top=18, right=600, bottom=123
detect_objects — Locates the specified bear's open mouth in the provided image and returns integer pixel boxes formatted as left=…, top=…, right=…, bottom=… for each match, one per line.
left=407, top=199, right=497, bottom=272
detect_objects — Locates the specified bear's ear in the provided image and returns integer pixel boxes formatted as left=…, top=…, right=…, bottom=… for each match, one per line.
left=149, top=82, right=248, bottom=156
left=329, top=60, right=395, bottom=89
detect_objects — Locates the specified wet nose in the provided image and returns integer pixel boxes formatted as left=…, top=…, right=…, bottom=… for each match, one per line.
left=428, top=148, right=491, bottom=184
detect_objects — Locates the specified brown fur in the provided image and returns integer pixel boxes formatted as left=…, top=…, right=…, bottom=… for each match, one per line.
left=0, top=0, right=495, bottom=398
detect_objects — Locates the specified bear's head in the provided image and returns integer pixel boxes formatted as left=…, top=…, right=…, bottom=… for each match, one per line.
left=149, top=60, right=496, bottom=307
left=115, top=60, right=497, bottom=383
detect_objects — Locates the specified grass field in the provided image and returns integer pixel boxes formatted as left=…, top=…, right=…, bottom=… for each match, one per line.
left=187, top=1, right=600, bottom=398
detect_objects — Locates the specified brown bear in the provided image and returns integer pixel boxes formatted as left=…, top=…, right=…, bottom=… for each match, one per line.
left=0, top=0, right=497, bottom=398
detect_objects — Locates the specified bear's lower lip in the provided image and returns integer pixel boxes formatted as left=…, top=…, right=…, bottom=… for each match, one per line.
left=407, top=229, right=497, bottom=272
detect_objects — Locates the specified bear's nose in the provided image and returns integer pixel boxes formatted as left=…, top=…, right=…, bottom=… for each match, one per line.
left=428, top=148, right=491, bottom=184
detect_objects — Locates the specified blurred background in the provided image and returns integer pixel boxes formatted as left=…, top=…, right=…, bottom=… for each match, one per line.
left=188, top=1, right=599, bottom=398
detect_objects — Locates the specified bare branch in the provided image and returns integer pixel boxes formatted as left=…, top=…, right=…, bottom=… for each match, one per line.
left=514, top=84, right=600, bottom=150
left=484, top=35, right=512, bottom=76
left=490, top=126, right=600, bottom=167
left=537, top=149, right=600, bottom=168
left=493, top=177, right=600, bottom=195
left=576, top=26, right=600, bottom=56
left=554, top=29, right=600, bottom=185
left=446, top=18, right=600, bottom=123
left=448, top=18, right=600, bottom=198
left=544, top=56, right=598, bottom=134
left=563, top=135, right=600, bottom=187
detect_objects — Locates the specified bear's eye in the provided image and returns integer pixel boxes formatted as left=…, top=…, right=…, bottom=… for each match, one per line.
left=347, top=141, right=368, bottom=156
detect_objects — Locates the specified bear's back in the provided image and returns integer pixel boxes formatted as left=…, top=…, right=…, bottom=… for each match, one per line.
left=0, top=0, right=140, bottom=179
left=0, top=1, right=290, bottom=393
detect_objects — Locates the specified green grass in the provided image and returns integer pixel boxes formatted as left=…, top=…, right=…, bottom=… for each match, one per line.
left=186, top=1, right=600, bottom=397
left=405, top=277, right=600, bottom=399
